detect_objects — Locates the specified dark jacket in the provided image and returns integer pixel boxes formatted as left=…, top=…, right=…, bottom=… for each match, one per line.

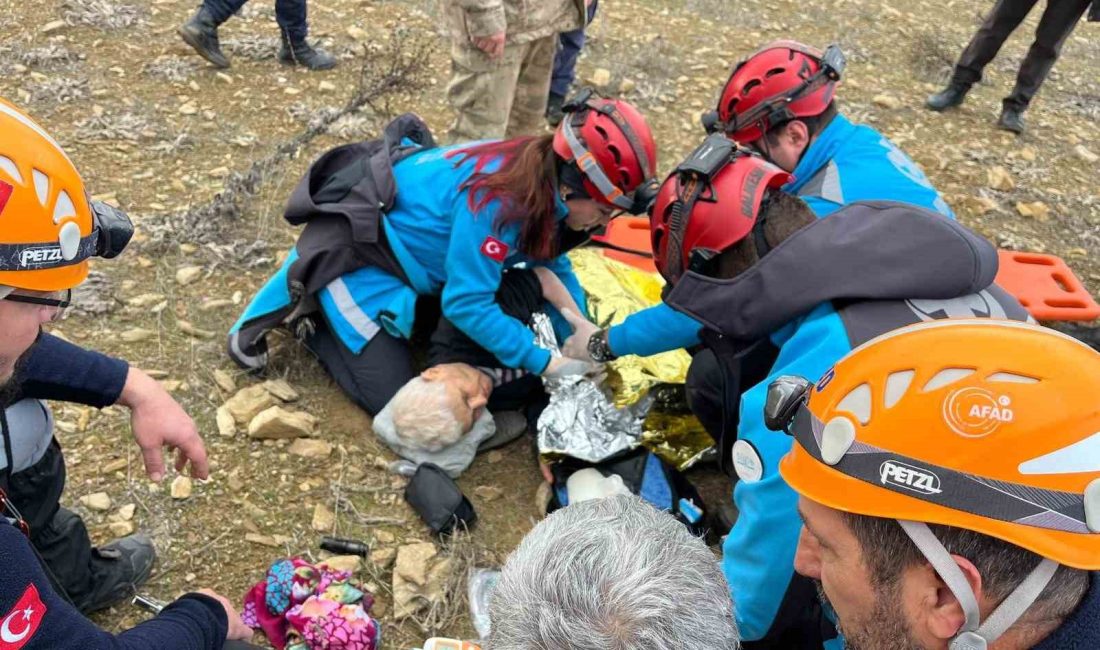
left=1034, top=574, right=1100, bottom=649
left=228, top=114, right=435, bottom=369
left=0, top=517, right=227, bottom=649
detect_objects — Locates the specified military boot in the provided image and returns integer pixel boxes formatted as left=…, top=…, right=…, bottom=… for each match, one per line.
left=996, top=104, right=1026, bottom=134
left=75, top=533, right=157, bottom=614
left=925, top=81, right=970, bottom=112
left=278, top=36, right=337, bottom=71
left=177, top=6, right=230, bottom=69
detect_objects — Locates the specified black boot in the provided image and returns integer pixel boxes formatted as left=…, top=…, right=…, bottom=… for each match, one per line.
left=996, top=104, right=1026, bottom=134
left=278, top=36, right=337, bottom=70
left=925, top=81, right=970, bottom=112
left=75, top=533, right=157, bottom=614
left=177, top=6, right=230, bottom=69
left=546, top=92, right=565, bottom=127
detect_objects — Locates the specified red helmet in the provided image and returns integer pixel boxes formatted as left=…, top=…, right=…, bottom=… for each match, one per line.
left=651, top=136, right=791, bottom=283
left=553, top=91, right=657, bottom=213
left=716, top=41, right=844, bottom=144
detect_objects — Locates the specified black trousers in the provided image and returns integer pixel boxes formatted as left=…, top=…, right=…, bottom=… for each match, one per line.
left=305, top=269, right=548, bottom=417
left=4, top=440, right=102, bottom=609
left=203, top=0, right=309, bottom=42
left=684, top=340, right=779, bottom=475
left=952, top=0, right=1091, bottom=109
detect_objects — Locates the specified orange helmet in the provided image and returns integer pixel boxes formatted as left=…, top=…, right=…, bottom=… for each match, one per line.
left=776, top=319, right=1100, bottom=569
left=0, top=98, right=131, bottom=292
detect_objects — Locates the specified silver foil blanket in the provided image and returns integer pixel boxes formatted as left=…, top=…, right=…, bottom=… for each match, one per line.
left=531, top=312, right=652, bottom=463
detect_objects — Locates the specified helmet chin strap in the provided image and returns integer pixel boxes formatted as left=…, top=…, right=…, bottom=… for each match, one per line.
left=897, top=520, right=1060, bottom=650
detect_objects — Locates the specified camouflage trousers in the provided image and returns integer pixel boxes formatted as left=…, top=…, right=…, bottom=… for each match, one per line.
left=446, top=34, right=556, bottom=142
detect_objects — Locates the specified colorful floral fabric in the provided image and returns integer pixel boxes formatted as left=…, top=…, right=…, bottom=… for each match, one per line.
left=242, top=557, right=380, bottom=650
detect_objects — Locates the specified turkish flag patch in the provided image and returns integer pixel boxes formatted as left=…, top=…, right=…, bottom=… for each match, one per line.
left=0, top=584, right=45, bottom=649
left=480, top=236, right=509, bottom=263
left=0, top=180, right=13, bottom=219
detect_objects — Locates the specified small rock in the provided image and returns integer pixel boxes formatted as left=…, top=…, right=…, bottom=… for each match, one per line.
left=224, top=385, right=278, bottom=424
left=102, top=458, right=128, bottom=474
left=184, top=572, right=196, bottom=583
left=171, top=475, right=193, bottom=500
left=474, top=485, right=503, bottom=501
left=1074, top=145, right=1099, bottom=164
left=227, top=473, right=244, bottom=492
left=175, top=265, right=203, bottom=286
left=375, top=530, right=396, bottom=544
left=319, top=80, right=336, bottom=92
left=1018, top=146, right=1037, bottom=162
left=108, top=521, right=135, bottom=537
left=346, top=26, right=368, bottom=41
left=1016, top=201, right=1051, bottom=222
left=216, top=406, right=236, bottom=437
left=589, top=68, right=612, bottom=88
left=120, top=328, right=156, bottom=343
left=618, top=78, right=636, bottom=94
left=247, top=406, right=318, bottom=439
left=179, top=102, right=198, bottom=116
left=370, top=547, right=397, bottom=570
left=871, top=94, right=901, bottom=110
left=393, top=542, right=452, bottom=619
left=311, top=503, right=336, bottom=532
left=321, top=555, right=362, bottom=573
left=81, top=492, right=112, bottom=512
left=262, top=379, right=299, bottom=402
left=118, top=504, right=136, bottom=521
left=987, top=166, right=1015, bottom=191
left=213, top=369, right=237, bottom=393
left=200, top=299, right=235, bottom=311
left=177, top=320, right=216, bottom=339
left=961, top=195, right=999, bottom=216
left=245, top=533, right=280, bottom=548
left=41, top=19, right=67, bottom=34
left=127, top=293, right=166, bottom=307
left=288, top=438, right=332, bottom=458
left=487, top=450, right=504, bottom=464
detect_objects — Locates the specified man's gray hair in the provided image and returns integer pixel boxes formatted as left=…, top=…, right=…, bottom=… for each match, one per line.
left=388, top=376, right=465, bottom=451
left=487, top=495, right=740, bottom=650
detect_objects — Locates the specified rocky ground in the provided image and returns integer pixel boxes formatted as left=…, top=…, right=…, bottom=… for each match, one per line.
left=0, top=0, right=1096, bottom=647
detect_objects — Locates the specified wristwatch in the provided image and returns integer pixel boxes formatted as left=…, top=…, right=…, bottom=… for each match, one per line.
left=587, top=329, right=618, bottom=363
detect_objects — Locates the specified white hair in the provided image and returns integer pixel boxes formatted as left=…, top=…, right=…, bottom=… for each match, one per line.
left=388, top=376, right=465, bottom=452
left=487, top=495, right=740, bottom=650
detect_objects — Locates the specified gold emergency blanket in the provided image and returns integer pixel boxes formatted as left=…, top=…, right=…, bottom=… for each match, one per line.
left=567, top=248, right=714, bottom=469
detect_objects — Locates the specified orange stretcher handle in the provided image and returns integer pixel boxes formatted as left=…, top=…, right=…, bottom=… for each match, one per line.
left=995, top=250, right=1100, bottom=322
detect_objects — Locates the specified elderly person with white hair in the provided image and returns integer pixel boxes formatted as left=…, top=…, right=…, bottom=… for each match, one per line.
left=373, top=266, right=586, bottom=475
left=486, top=494, right=739, bottom=649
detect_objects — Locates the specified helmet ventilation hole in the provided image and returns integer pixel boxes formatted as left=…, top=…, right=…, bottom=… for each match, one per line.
left=32, top=168, right=49, bottom=206
left=922, top=368, right=976, bottom=392
left=836, top=383, right=872, bottom=425
left=0, top=155, right=21, bottom=183
left=884, top=370, right=915, bottom=409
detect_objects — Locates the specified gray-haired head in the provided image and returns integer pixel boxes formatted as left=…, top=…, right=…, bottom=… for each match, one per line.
left=486, top=494, right=740, bottom=650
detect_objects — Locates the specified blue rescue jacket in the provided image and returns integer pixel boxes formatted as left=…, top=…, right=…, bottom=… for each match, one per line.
left=666, top=202, right=1021, bottom=647
left=606, top=113, right=954, bottom=359
left=231, top=142, right=586, bottom=375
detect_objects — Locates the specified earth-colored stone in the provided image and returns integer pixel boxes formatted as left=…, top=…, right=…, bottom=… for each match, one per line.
left=108, top=521, right=135, bottom=537
left=216, top=406, right=236, bottom=437
left=247, top=406, right=317, bottom=439
left=224, top=385, right=277, bottom=425
left=311, top=503, right=335, bottom=532
left=288, top=438, right=332, bottom=458
left=175, top=265, right=203, bottom=286
left=262, top=379, right=299, bottom=402
left=81, top=492, right=112, bottom=511
left=171, top=475, right=193, bottom=500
